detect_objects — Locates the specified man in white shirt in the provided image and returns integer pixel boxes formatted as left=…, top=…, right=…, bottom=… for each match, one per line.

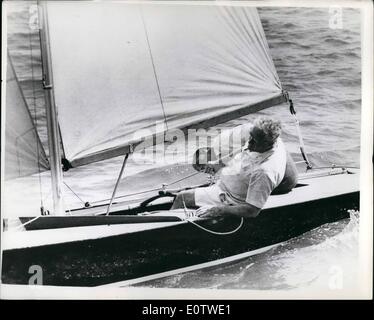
left=171, top=117, right=298, bottom=218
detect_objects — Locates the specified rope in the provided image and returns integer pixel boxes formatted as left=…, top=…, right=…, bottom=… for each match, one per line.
left=186, top=217, right=244, bottom=236
left=180, top=192, right=244, bottom=236
left=166, top=170, right=202, bottom=186
left=179, top=168, right=243, bottom=236
left=12, top=216, right=41, bottom=231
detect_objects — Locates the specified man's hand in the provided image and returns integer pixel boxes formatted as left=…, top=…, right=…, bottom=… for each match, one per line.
left=195, top=206, right=223, bottom=218
left=193, top=147, right=224, bottom=174
left=193, top=163, right=222, bottom=175
left=196, top=203, right=261, bottom=218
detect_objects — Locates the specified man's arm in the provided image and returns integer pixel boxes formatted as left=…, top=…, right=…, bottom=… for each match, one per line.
left=196, top=203, right=261, bottom=218
left=222, top=203, right=261, bottom=218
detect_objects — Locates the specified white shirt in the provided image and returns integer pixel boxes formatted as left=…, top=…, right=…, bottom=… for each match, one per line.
left=217, top=138, right=287, bottom=208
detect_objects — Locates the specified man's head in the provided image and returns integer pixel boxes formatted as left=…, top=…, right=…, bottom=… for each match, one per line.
left=247, top=117, right=282, bottom=153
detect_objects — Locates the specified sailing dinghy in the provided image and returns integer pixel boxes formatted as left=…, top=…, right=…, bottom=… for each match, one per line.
left=2, top=2, right=359, bottom=287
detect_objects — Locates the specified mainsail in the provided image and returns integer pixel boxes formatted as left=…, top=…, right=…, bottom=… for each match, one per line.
left=44, top=2, right=285, bottom=167
left=4, top=55, right=49, bottom=180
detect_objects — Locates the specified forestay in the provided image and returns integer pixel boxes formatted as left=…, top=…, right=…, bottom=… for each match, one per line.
left=45, top=2, right=284, bottom=167
left=4, top=56, right=49, bottom=180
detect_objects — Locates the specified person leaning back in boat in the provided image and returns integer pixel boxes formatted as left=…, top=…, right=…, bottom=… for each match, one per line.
left=171, top=116, right=298, bottom=218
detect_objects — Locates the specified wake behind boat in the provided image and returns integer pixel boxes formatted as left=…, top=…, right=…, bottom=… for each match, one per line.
left=2, top=2, right=359, bottom=287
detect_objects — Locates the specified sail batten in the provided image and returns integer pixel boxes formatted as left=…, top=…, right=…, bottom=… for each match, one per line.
left=45, top=2, right=284, bottom=167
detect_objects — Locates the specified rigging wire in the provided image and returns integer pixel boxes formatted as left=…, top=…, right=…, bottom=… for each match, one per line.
left=88, top=169, right=202, bottom=205
left=63, top=181, right=89, bottom=207
left=163, top=170, right=202, bottom=187
left=91, top=187, right=162, bottom=205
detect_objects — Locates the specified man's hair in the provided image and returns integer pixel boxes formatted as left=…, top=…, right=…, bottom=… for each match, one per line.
left=253, top=117, right=282, bottom=145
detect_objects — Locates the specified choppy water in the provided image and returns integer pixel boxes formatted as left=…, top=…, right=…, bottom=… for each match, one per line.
left=4, top=2, right=361, bottom=291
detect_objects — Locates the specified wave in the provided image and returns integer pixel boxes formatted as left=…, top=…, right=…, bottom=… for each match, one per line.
left=308, top=149, right=360, bottom=168
left=339, top=78, right=361, bottom=86
left=323, top=37, right=350, bottom=46
left=306, top=52, right=341, bottom=60
left=316, top=69, right=332, bottom=76
left=270, top=211, right=360, bottom=291
left=344, top=51, right=360, bottom=58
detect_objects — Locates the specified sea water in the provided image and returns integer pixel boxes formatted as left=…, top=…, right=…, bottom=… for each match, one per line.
left=4, top=3, right=361, bottom=291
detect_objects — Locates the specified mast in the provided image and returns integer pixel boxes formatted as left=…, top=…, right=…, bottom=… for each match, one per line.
left=38, top=1, right=64, bottom=215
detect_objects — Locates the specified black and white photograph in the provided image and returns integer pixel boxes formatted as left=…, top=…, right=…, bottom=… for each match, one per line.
left=1, top=0, right=372, bottom=300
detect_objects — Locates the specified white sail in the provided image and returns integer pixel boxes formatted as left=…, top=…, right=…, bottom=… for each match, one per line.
left=4, top=56, right=49, bottom=180
left=45, top=2, right=284, bottom=167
